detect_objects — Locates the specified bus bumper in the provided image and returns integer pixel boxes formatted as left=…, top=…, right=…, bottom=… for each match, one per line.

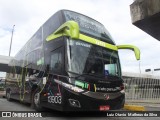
left=63, top=89, right=125, bottom=111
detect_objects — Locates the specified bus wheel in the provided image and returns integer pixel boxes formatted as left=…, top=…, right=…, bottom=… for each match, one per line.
left=31, top=89, right=43, bottom=111
left=6, top=90, right=12, bottom=101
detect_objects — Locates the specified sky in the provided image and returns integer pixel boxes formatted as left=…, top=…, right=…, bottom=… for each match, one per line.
left=0, top=0, right=160, bottom=77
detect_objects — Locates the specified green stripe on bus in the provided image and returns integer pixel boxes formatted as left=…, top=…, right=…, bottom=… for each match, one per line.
left=46, top=21, right=117, bottom=51
left=79, top=34, right=117, bottom=51
left=37, top=57, right=44, bottom=65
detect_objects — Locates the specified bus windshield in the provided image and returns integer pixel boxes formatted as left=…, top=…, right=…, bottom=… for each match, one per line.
left=67, top=39, right=121, bottom=77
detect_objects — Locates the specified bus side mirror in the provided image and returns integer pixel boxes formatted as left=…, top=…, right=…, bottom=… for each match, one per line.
left=46, top=65, right=50, bottom=72
left=116, top=45, right=140, bottom=60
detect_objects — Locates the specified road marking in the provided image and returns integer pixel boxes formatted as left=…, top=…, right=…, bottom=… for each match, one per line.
left=124, top=104, right=145, bottom=111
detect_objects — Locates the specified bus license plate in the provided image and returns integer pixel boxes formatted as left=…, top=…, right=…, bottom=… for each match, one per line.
left=99, top=105, right=110, bottom=111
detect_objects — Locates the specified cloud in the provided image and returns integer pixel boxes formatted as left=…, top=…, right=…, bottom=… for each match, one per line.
left=0, top=28, right=9, bottom=37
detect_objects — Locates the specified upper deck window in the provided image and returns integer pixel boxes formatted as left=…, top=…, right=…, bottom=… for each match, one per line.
left=63, top=10, right=115, bottom=44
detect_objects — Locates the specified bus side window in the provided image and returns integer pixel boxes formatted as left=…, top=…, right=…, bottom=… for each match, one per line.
left=50, top=48, right=62, bottom=73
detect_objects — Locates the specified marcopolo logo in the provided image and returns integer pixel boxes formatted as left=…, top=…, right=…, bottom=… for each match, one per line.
left=104, top=94, right=110, bottom=100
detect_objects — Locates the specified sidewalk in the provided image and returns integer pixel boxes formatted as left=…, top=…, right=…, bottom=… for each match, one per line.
left=124, top=101, right=160, bottom=111
left=126, top=100, right=160, bottom=107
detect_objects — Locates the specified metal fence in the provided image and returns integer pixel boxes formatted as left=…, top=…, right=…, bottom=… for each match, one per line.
left=123, top=76, right=160, bottom=103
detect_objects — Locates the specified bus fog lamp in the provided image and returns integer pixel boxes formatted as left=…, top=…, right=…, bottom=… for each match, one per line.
left=69, top=99, right=81, bottom=108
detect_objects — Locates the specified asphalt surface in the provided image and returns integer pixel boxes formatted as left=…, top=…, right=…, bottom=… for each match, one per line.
left=0, top=97, right=160, bottom=120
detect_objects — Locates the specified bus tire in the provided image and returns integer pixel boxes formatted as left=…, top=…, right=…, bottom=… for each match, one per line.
left=6, top=90, right=12, bottom=101
left=31, top=89, right=43, bottom=111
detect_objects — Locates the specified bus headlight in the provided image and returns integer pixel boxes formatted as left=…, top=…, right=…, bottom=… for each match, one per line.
left=120, top=83, right=125, bottom=93
left=62, top=82, right=84, bottom=93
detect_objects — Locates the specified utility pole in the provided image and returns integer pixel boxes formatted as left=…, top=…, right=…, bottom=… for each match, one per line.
left=9, top=25, right=15, bottom=56
left=139, top=60, right=141, bottom=74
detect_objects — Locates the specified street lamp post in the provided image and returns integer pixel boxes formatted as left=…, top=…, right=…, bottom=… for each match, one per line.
left=139, top=60, right=141, bottom=74
left=9, top=25, right=15, bottom=56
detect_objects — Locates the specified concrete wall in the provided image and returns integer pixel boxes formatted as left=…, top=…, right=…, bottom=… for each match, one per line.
left=130, top=0, right=160, bottom=40
left=131, top=0, right=160, bottom=23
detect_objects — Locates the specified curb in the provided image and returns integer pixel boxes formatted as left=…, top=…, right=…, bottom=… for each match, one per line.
left=123, top=104, right=145, bottom=111
left=126, top=100, right=160, bottom=104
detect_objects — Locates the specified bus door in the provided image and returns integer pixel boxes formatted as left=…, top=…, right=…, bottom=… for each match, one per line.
left=46, top=47, right=64, bottom=107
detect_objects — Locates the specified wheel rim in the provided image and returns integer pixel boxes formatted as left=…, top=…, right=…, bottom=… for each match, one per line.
left=34, top=93, right=39, bottom=107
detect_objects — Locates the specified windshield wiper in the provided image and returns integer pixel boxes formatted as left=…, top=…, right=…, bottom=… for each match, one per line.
left=67, top=71, right=104, bottom=79
left=68, top=71, right=96, bottom=79
left=106, top=74, right=119, bottom=78
left=74, top=73, right=96, bottom=79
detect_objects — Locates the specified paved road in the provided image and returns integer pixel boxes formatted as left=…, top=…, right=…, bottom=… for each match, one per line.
left=0, top=97, right=160, bottom=120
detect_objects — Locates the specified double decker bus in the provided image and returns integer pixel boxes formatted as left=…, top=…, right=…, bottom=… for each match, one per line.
left=6, top=10, right=140, bottom=111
